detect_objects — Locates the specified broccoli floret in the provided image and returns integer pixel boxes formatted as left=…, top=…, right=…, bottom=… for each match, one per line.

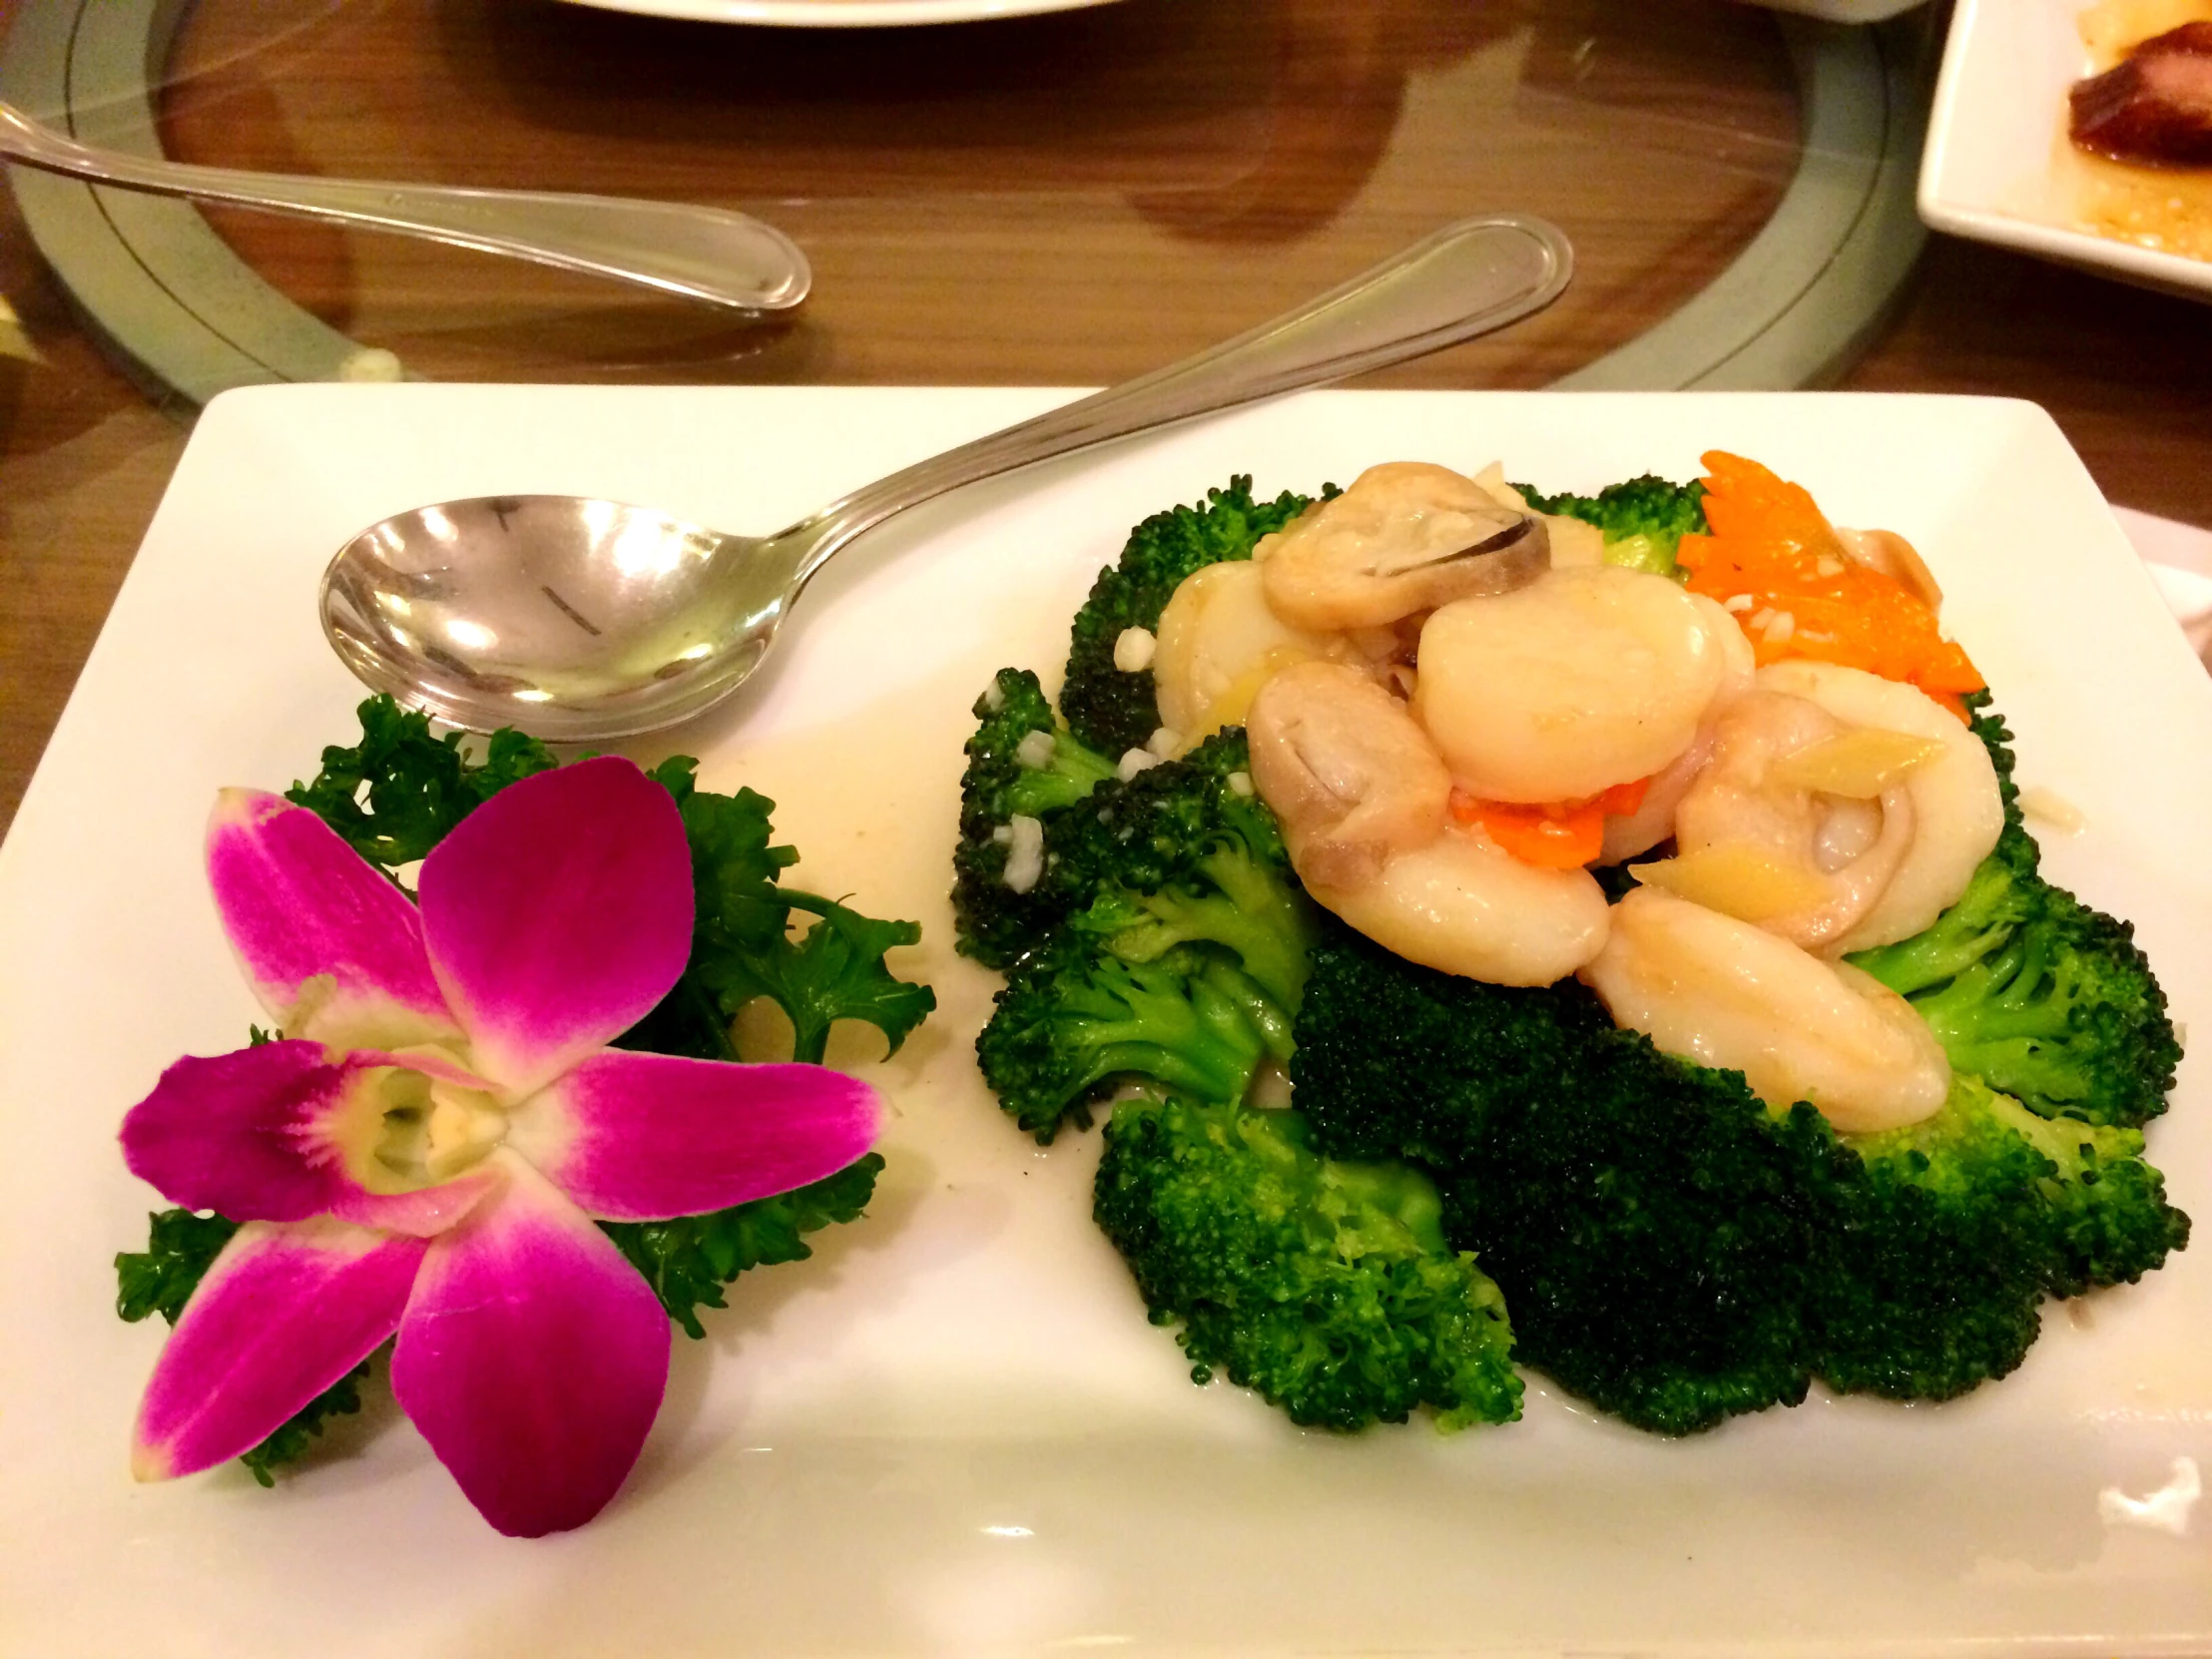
left=1995, top=1089, right=2190, bottom=1296
left=971, top=731, right=1319, bottom=1139
left=952, top=669, right=1119, bottom=969
left=1811, top=1078, right=2060, bottom=1400
left=1292, top=928, right=1835, bottom=1435
left=1048, top=731, right=1315, bottom=1011
left=1848, top=705, right=2180, bottom=1129
left=1516, top=474, right=1708, bottom=579
left=1095, top=1097, right=1522, bottom=1431
left=977, top=936, right=1284, bottom=1141
left=1061, top=477, right=1318, bottom=756
left=1813, top=1076, right=2189, bottom=1399
left=1294, top=924, right=2189, bottom=1425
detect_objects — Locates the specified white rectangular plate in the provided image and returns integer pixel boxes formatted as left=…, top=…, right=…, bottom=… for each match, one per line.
left=1922, top=0, right=2212, bottom=300
left=4, top=387, right=2211, bottom=1657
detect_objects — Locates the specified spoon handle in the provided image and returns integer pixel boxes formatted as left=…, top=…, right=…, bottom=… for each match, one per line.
left=0, top=100, right=808, bottom=313
left=789, top=214, right=1572, bottom=584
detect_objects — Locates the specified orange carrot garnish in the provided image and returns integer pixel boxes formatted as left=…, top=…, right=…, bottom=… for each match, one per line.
left=1679, top=452, right=1983, bottom=711
left=1449, top=777, right=1652, bottom=870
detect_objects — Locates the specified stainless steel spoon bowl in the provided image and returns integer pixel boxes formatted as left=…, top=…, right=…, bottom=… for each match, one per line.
left=321, top=213, right=1573, bottom=741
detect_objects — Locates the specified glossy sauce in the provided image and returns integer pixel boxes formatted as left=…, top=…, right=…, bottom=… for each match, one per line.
left=2067, top=0, right=2212, bottom=260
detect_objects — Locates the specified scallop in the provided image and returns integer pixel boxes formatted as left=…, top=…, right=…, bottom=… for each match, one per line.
left=1415, top=565, right=1730, bottom=805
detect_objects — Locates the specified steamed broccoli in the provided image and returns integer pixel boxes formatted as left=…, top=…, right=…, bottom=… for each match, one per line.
left=1996, top=1089, right=2190, bottom=1296
left=1292, top=923, right=2190, bottom=1430
left=1094, top=1096, right=1522, bottom=1431
left=1811, top=1078, right=2067, bottom=1400
left=1516, top=473, right=1707, bottom=578
left=1849, top=701, right=2180, bottom=1129
left=953, top=669, right=1119, bottom=968
left=1813, top=1076, right=2188, bottom=1399
left=971, top=732, right=1317, bottom=1139
left=1292, top=927, right=1835, bottom=1435
left=1046, top=731, right=1314, bottom=1010
left=1061, top=477, right=1319, bottom=756
left=978, top=936, right=1286, bottom=1140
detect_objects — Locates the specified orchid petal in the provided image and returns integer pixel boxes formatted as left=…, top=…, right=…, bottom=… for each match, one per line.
left=133, top=1219, right=426, bottom=1480
left=121, top=1042, right=352, bottom=1223
left=207, top=791, right=460, bottom=1050
left=513, top=1050, right=881, bottom=1222
left=329, top=1168, right=504, bottom=1239
left=415, top=759, right=692, bottom=1100
left=121, top=1044, right=502, bottom=1239
left=391, top=1151, right=669, bottom=1537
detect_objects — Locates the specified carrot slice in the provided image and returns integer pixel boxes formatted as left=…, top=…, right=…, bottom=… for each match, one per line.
left=1449, top=776, right=1653, bottom=870
left=1680, top=452, right=1983, bottom=710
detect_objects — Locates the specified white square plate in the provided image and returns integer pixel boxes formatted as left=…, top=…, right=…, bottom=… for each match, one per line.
left=4, top=387, right=2211, bottom=1657
left=1922, top=0, right=2212, bottom=300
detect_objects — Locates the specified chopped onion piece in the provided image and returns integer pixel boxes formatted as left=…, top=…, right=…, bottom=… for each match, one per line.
left=1113, top=626, right=1158, bottom=673
left=2018, top=785, right=2086, bottom=834
left=1013, top=730, right=1056, bottom=771
left=1631, top=843, right=1833, bottom=921
left=1002, top=816, right=1045, bottom=893
left=1771, top=729, right=1945, bottom=799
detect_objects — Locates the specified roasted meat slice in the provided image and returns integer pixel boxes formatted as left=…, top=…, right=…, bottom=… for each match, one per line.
left=2070, top=22, right=2212, bottom=169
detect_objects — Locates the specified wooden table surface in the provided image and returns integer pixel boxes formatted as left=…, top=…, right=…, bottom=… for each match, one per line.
left=2, top=0, right=2208, bottom=831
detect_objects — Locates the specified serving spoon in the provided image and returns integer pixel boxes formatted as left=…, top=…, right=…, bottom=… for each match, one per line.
left=0, top=99, right=807, bottom=312
left=320, top=212, right=1573, bottom=741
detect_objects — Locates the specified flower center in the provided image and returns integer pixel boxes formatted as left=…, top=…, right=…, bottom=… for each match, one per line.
left=329, top=1049, right=510, bottom=1194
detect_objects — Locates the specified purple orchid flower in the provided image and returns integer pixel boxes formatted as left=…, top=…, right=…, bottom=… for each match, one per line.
left=119, top=756, right=880, bottom=1537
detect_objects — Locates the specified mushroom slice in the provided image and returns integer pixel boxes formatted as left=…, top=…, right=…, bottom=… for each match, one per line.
left=1259, top=461, right=1548, bottom=632
left=1247, top=660, right=1449, bottom=891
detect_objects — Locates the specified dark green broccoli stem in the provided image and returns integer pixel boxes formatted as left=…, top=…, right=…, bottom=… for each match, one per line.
left=1095, top=1098, right=1521, bottom=1431
left=1061, top=477, right=1321, bottom=757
